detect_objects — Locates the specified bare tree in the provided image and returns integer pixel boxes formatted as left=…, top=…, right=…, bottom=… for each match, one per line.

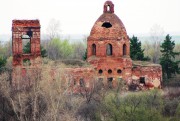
left=174, top=43, right=180, bottom=61
left=46, top=19, right=61, bottom=40
left=82, top=35, right=88, bottom=46
left=149, top=24, right=164, bottom=63
left=72, top=41, right=86, bottom=60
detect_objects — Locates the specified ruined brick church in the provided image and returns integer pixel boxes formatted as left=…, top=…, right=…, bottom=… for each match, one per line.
left=12, top=1, right=162, bottom=89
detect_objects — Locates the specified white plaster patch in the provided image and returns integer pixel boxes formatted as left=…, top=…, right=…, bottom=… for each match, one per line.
left=152, top=78, right=161, bottom=88
left=132, top=75, right=139, bottom=80
left=125, top=73, right=131, bottom=75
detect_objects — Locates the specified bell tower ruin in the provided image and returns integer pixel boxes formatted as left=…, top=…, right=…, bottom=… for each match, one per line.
left=12, top=20, right=41, bottom=67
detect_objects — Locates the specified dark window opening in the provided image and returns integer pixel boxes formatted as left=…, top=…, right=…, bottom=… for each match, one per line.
left=79, top=78, right=85, bottom=87
left=106, top=44, right=112, bottom=56
left=140, top=77, right=145, bottom=84
left=23, top=59, right=31, bottom=66
left=98, top=78, right=104, bottom=88
left=74, top=80, right=76, bottom=85
left=99, top=69, right=103, bottom=74
left=108, top=69, right=112, bottom=74
left=99, top=78, right=103, bottom=82
left=27, top=30, right=33, bottom=37
left=123, top=44, right=127, bottom=56
left=22, top=35, right=31, bottom=54
left=117, top=78, right=122, bottom=82
left=92, top=44, right=96, bottom=55
left=117, top=69, right=122, bottom=74
left=108, top=77, right=113, bottom=89
left=102, top=22, right=112, bottom=28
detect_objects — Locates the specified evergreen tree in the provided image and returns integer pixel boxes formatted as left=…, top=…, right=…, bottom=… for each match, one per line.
left=0, top=56, right=6, bottom=73
left=41, top=47, right=47, bottom=57
left=0, top=56, right=6, bottom=67
left=130, top=35, right=150, bottom=61
left=23, top=42, right=47, bottom=57
left=82, top=49, right=87, bottom=61
left=160, top=34, right=180, bottom=79
left=23, top=42, right=31, bottom=54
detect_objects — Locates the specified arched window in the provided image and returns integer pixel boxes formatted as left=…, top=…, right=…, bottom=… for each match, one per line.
left=107, top=77, right=113, bottom=89
left=107, top=5, right=110, bottom=11
left=92, top=44, right=96, bottom=55
left=123, top=44, right=127, bottom=56
left=106, top=44, right=112, bottom=56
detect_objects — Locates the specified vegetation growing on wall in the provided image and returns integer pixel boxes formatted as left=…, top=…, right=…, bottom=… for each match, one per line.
left=0, top=61, right=180, bottom=121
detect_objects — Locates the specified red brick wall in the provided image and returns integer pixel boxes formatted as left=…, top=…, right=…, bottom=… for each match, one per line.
left=132, top=65, right=162, bottom=88
left=11, top=1, right=163, bottom=90
left=12, top=20, right=41, bottom=66
left=87, top=1, right=132, bottom=85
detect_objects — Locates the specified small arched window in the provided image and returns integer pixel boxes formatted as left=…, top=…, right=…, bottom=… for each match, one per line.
left=117, top=69, right=122, bottom=74
left=123, top=44, right=127, bottom=56
left=27, top=29, right=33, bottom=37
left=92, top=44, right=96, bottom=55
left=107, top=5, right=110, bottom=11
left=106, top=44, right=112, bottom=56
left=108, top=69, right=112, bottom=74
left=98, top=69, right=103, bottom=74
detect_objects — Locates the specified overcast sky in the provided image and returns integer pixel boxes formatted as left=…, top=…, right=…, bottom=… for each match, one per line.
left=0, top=0, right=180, bottom=36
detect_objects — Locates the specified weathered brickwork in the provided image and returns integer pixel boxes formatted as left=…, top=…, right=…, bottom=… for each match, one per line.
left=87, top=1, right=162, bottom=89
left=12, top=20, right=41, bottom=87
left=12, top=20, right=41, bottom=66
left=63, top=68, right=96, bottom=93
left=12, top=1, right=162, bottom=90
left=132, top=62, right=162, bottom=88
left=87, top=1, right=132, bottom=86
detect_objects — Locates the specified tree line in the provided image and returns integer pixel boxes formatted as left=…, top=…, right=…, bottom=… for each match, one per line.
left=0, top=34, right=180, bottom=80
left=130, top=34, right=180, bottom=81
left=0, top=20, right=180, bottom=81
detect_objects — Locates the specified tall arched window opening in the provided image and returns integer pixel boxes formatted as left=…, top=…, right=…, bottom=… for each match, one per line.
left=92, top=44, right=96, bottom=55
left=22, top=35, right=31, bottom=54
left=123, top=44, right=127, bottom=56
left=106, top=44, right=112, bottom=56
left=107, top=5, right=110, bottom=11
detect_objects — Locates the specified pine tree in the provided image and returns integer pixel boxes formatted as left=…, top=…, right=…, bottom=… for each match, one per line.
left=23, top=42, right=31, bottom=54
left=160, top=34, right=180, bottom=79
left=82, top=49, right=87, bottom=61
left=130, top=35, right=150, bottom=61
left=0, top=56, right=6, bottom=67
left=0, top=56, right=6, bottom=73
